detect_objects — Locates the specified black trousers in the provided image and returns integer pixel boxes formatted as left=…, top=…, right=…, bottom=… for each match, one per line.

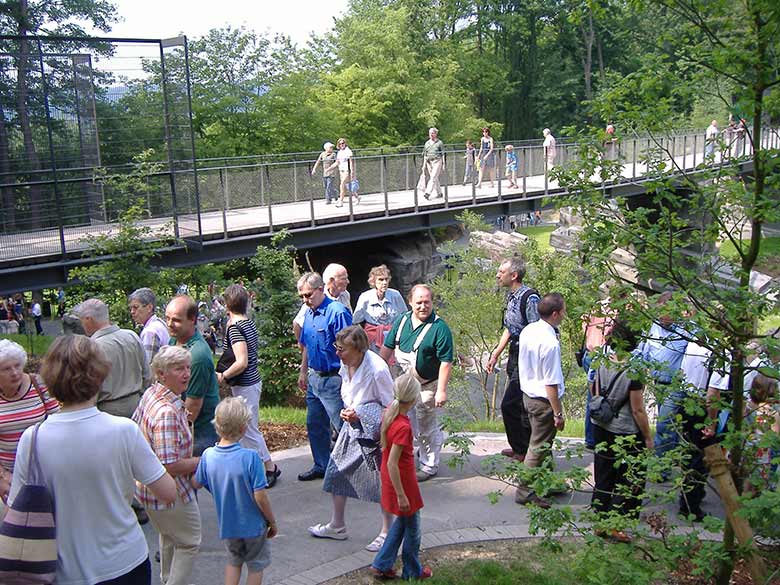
left=501, top=342, right=531, bottom=456
left=591, top=425, right=645, bottom=518
left=96, top=558, right=151, bottom=585
left=679, top=410, right=717, bottom=514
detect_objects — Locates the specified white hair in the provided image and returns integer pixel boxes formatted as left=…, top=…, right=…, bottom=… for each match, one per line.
left=323, top=263, right=347, bottom=283
left=543, top=128, right=551, bottom=136
left=297, top=271, right=324, bottom=290
left=0, top=339, right=26, bottom=368
left=129, top=288, right=156, bottom=308
left=429, top=127, right=438, bottom=134
left=323, top=142, right=334, bottom=150
left=151, top=345, right=191, bottom=377
left=73, top=298, right=109, bottom=323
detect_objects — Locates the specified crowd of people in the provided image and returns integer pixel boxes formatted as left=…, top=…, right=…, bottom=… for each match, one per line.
left=0, top=252, right=776, bottom=584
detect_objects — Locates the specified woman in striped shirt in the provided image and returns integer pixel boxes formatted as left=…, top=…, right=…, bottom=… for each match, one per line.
left=0, top=339, right=59, bottom=504
left=217, top=284, right=281, bottom=487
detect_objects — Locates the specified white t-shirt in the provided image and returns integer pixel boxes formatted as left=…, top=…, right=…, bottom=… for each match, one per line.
left=336, top=146, right=354, bottom=172
left=338, top=350, right=394, bottom=408
left=517, top=319, right=565, bottom=399
left=709, top=356, right=764, bottom=396
left=9, top=407, right=166, bottom=585
left=31, top=302, right=42, bottom=317
left=680, top=341, right=713, bottom=392
left=706, top=124, right=719, bottom=140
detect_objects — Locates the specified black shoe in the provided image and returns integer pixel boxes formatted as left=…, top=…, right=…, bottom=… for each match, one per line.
left=266, top=465, right=281, bottom=488
left=134, top=507, right=149, bottom=525
left=154, top=551, right=160, bottom=563
left=298, top=468, right=325, bottom=481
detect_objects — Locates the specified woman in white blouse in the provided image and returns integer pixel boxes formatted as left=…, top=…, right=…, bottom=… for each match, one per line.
left=353, top=265, right=408, bottom=353
left=308, top=326, right=395, bottom=552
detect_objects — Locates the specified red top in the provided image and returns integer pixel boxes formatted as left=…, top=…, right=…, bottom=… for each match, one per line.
left=380, top=414, right=423, bottom=516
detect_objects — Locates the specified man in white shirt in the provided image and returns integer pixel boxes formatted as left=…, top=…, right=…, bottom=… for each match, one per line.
left=30, top=300, right=43, bottom=335
left=705, top=119, right=719, bottom=157
left=542, top=128, right=557, bottom=170
left=515, top=292, right=566, bottom=508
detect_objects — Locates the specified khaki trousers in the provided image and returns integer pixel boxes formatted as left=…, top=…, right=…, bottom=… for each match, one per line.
left=408, top=381, right=443, bottom=475
left=515, top=395, right=557, bottom=500
left=147, top=499, right=201, bottom=585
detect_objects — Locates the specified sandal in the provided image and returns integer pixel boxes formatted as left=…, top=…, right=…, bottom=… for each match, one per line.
left=266, top=465, right=281, bottom=488
left=365, top=533, right=386, bottom=552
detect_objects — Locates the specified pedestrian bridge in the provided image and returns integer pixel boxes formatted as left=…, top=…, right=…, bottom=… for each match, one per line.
left=1, top=129, right=776, bottom=294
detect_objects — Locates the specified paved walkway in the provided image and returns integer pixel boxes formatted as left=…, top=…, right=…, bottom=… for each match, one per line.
left=143, top=433, right=719, bottom=585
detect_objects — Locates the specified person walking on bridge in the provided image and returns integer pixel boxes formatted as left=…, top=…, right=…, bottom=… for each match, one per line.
left=312, top=142, right=338, bottom=204
left=326, top=137, right=358, bottom=208
left=418, top=127, right=445, bottom=200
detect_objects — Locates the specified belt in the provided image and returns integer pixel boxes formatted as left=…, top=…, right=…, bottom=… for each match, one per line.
left=312, top=369, right=340, bottom=377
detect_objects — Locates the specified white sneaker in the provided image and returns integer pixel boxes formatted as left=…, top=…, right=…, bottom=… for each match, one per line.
left=308, top=522, right=348, bottom=540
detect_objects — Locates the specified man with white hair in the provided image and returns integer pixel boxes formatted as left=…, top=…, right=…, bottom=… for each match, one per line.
left=542, top=128, right=557, bottom=170
left=311, top=141, right=338, bottom=204
left=293, top=263, right=351, bottom=341
left=419, top=127, right=445, bottom=200
left=129, top=287, right=170, bottom=366
left=705, top=119, right=719, bottom=157
left=75, top=298, right=151, bottom=418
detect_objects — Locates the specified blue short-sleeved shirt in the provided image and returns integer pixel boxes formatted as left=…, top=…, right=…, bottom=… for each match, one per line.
left=195, top=443, right=268, bottom=539
left=301, top=296, right=353, bottom=372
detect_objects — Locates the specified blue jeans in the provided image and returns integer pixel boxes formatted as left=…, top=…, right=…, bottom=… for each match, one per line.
left=582, top=352, right=595, bottom=448
left=323, top=176, right=337, bottom=202
left=306, top=372, right=344, bottom=473
left=372, top=512, right=422, bottom=580
left=654, top=389, right=687, bottom=458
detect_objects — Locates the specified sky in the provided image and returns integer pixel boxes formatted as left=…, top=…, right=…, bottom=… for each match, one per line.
left=97, top=0, right=351, bottom=45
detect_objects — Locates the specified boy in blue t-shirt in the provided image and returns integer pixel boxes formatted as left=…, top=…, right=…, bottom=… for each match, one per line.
left=193, top=397, right=278, bottom=585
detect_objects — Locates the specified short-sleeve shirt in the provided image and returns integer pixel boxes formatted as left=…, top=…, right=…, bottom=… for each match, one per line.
left=337, top=147, right=353, bottom=172
left=383, top=310, right=454, bottom=381
left=0, top=377, right=59, bottom=473
left=227, top=319, right=261, bottom=387
left=517, top=319, right=565, bottom=399
left=422, top=138, right=444, bottom=161
left=9, top=407, right=165, bottom=585
left=132, top=382, right=195, bottom=510
left=195, top=443, right=268, bottom=539
left=300, top=296, right=353, bottom=372
left=632, top=322, right=688, bottom=384
left=380, top=414, right=423, bottom=516
left=353, top=288, right=407, bottom=326
left=170, top=330, right=220, bottom=438
left=318, top=151, right=338, bottom=177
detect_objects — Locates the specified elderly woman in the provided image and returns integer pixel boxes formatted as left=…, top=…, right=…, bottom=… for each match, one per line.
left=308, top=326, right=395, bottom=552
left=217, top=283, right=281, bottom=487
left=133, top=345, right=202, bottom=585
left=9, top=335, right=176, bottom=584
left=0, top=339, right=59, bottom=505
left=588, top=322, right=652, bottom=543
left=353, top=265, right=408, bottom=354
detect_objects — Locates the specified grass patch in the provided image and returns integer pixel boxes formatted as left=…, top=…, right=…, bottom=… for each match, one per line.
left=759, top=312, right=780, bottom=335
left=720, top=236, right=780, bottom=276
left=0, top=334, right=55, bottom=358
left=516, top=225, right=554, bottom=253
left=259, top=405, right=306, bottom=426
left=460, top=418, right=585, bottom=439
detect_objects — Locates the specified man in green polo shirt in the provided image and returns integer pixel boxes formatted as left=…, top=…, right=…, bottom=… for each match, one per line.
left=418, top=127, right=445, bottom=200
left=381, top=284, right=453, bottom=481
left=166, top=294, right=221, bottom=456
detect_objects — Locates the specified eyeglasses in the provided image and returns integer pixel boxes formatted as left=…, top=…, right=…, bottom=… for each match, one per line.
left=299, top=291, right=316, bottom=299
left=333, top=344, right=346, bottom=352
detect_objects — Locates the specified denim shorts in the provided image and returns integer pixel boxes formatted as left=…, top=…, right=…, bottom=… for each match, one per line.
left=224, top=534, right=271, bottom=572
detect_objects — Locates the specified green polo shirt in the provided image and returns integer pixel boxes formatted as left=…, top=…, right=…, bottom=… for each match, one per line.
left=422, top=138, right=444, bottom=161
left=384, top=310, right=454, bottom=381
left=170, top=330, right=220, bottom=438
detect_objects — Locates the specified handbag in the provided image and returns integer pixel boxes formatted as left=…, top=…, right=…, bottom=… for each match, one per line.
left=0, top=423, right=57, bottom=584
left=216, top=324, right=240, bottom=386
left=589, top=369, right=626, bottom=424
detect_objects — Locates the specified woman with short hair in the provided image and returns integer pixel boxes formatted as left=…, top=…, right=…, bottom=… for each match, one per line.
left=0, top=339, right=59, bottom=505
left=217, top=283, right=280, bottom=487
left=9, top=335, right=176, bottom=585
left=308, top=325, right=395, bottom=553
left=353, top=265, right=407, bottom=354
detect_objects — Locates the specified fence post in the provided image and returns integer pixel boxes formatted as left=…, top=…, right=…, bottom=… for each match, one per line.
left=632, top=139, right=637, bottom=179
left=522, top=147, right=527, bottom=196
left=683, top=135, right=688, bottom=170
left=382, top=154, right=389, bottom=216
left=405, top=154, right=410, bottom=191
left=497, top=149, right=502, bottom=201
left=413, top=154, right=419, bottom=214
left=544, top=146, right=549, bottom=196
left=443, top=153, right=449, bottom=206
left=293, top=161, right=298, bottom=203
left=693, top=134, right=698, bottom=167
left=309, top=173, right=315, bottom=228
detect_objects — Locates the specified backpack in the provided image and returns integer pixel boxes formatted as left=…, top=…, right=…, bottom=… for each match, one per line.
left=0, top=423, right=57, bottom=584
left=590, top=368, right=629, bottom=424
left=503, top=287, right=539, bottom=335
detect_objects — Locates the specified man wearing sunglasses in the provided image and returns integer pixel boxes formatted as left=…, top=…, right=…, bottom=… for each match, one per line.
left=296, top=272, right=353, bottom=481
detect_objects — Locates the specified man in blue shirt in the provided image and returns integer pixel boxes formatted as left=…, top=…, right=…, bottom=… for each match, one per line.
left=632, top=292, right=689, bottom=459
left=296, top=272, right=353, bottom=481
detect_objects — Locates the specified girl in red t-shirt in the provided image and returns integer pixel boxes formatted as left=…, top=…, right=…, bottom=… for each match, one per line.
left=370, top=374, right=433, bottom=580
